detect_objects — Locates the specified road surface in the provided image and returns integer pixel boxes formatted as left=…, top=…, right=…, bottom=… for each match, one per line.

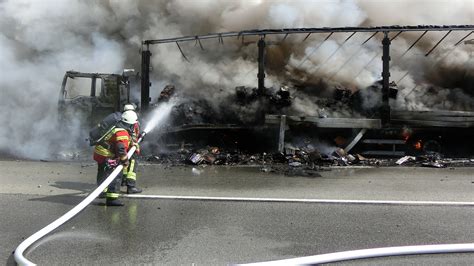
left=1, top=160, right=473, bottom=264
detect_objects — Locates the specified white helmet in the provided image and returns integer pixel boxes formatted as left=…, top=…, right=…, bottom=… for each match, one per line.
left=123, top=104, right=136, bottom=111
left=121, top=110, right=138, bottom=125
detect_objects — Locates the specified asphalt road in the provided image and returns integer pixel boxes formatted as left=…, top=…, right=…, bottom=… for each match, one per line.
left=1, top=160, right=474, bottom=265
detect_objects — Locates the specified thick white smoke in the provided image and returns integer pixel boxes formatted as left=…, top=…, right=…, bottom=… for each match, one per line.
left=0, top=0, right=472, bottom=159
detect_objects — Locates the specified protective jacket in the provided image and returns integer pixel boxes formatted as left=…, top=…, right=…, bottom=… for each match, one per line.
left=132, top=122, right=140, bottom=141
left=93, top=127, right=131, bottom=164
left=131, top=121, right=141, bottom=154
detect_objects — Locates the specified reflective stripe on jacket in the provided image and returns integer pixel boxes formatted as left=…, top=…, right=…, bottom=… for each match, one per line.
left=93, top=127, right=131, bottom=164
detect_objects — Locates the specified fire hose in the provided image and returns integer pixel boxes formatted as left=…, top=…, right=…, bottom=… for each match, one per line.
left=14, top=132, right=147, bottom=266
left=240, top=243, right=474, bottom=265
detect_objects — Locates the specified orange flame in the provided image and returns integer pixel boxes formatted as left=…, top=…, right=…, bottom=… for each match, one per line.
left=414, top=140, right=422, bottom=150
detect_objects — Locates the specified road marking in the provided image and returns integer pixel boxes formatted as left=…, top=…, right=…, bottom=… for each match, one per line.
left=123, top=194, right=474, bottom=206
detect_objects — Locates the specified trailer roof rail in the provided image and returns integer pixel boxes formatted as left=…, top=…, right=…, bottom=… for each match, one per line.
left=144, top=25, right=474, bottom=45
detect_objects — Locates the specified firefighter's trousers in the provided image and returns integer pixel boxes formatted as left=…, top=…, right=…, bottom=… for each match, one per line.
left=122, top=157, right=138, bottom=187
left=97, top=162, right=121, bottom=200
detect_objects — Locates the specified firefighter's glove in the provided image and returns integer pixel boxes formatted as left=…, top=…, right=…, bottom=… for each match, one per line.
left=106, top=159, right=119, bottom=168
left=119, top=155, right=129, bottom=166
left=132, top=142, right=141, bottom=155
left=133, top=142, right=140, bottom=149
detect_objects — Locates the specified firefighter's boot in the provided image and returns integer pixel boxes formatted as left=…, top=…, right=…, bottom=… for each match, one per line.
left=127, top=186, right=142, bottom=194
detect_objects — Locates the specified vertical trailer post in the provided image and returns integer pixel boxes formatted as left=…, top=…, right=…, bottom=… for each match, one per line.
left=141, top=43, right=151, bottom=111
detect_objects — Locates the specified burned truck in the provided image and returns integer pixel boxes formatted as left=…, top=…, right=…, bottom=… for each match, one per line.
left=58, top=69, right=138, bottom=128
left=58, top=25, right=474, bottom=161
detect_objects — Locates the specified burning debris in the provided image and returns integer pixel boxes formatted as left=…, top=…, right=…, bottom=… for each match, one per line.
left=157, top=85, right=175, bottom=103
left=144, top=138, right=474, bottom=173
left=419, top=152, right=447, bottom=168
left=351, top=80, right=399, bottom=116
left=236, top=85, right=291, bottom=107
left=161, top=79, right=399, bottom=128
left=141, top=79, right=474, bottom=174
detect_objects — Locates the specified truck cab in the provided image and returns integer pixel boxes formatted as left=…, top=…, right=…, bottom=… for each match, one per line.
left=58, top=70, right=136, bottom=127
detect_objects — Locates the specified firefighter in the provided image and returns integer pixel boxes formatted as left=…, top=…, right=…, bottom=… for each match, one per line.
left=122, top=127, right=142, bottom=195
left=94, top=110, right=139, bottom=206
left=121, top=104, right=142, bottom=193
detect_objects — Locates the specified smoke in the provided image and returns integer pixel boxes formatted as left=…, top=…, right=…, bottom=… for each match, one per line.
left=0, top=0, right=473, bottom=159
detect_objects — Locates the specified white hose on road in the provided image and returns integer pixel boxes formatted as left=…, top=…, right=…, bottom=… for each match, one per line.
left=240, top=243, right=474, bottom=265
left=14, top=136, right=143, bottom=266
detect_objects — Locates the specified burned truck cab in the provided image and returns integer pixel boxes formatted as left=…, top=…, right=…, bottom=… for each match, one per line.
left=58, top=70, right=136, bottom=128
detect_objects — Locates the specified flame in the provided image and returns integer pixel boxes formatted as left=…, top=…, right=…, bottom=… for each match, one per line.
left=414, top=140, right=422, bottom=150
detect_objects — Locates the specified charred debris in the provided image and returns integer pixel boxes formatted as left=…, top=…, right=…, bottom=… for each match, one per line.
left=142, top=81, right=474, bottom=172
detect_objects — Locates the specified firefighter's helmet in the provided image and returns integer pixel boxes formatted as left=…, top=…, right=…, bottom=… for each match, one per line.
left=123, top=104, right=136, bottom=111
left=121, top=110, right=138, bottom=125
